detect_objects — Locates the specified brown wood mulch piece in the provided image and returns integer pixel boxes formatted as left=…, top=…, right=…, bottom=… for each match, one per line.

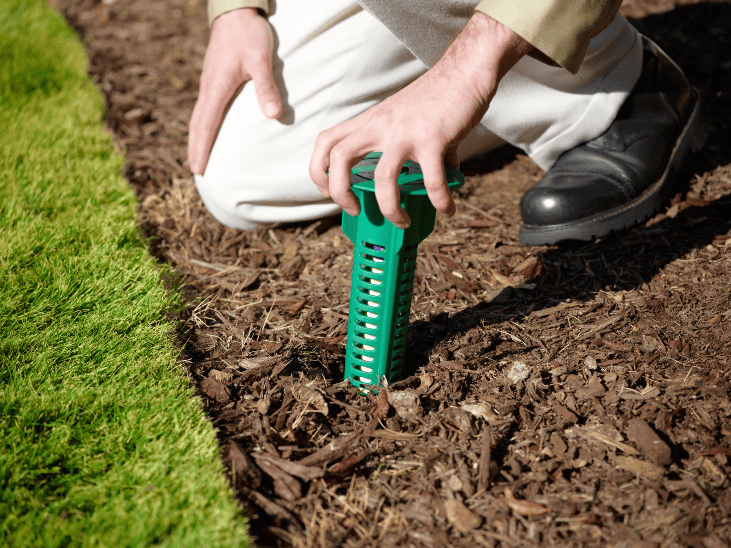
left=55, top=0, right=731, bottom=546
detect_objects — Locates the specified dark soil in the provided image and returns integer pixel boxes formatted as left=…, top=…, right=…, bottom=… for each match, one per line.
left=54, top=0, right=731, bottom=546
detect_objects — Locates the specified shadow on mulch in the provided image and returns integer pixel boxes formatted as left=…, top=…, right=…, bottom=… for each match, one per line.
left=407, top=192, right=731, bottom=373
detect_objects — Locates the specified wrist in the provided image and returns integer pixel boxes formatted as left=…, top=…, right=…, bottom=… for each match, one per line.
left=439, top=11, right=533, bottom=96
left=211, top=7, right=261, bottom=31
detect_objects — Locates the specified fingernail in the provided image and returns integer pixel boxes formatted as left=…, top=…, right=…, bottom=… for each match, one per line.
left=264, top=102, right=278, bottom=118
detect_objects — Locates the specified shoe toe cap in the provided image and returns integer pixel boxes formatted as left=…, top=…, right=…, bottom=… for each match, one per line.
left=520, top=174, right=630, bottom=226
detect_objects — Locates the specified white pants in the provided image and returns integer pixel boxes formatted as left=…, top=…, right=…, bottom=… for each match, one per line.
left=196, top=0, right=642, bottom=230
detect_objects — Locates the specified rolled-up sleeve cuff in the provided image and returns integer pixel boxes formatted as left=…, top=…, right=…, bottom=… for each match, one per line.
left=475, top=0, right=621, bottom=74
left=208, top=0, right=270, bottom=26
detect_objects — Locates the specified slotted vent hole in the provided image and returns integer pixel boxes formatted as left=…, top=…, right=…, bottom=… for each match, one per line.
left=355, top=319, right=378, bottom=330
left=357, top=297, right=379, bottom=309
left=358, top=308, right=379, bottom=319
left=362, top=253, right=385, bottom=264
left=358, top=286, right=381, bottom=297
left=355, top=342, right=376, bottom=352
left=363, top=242, right=386, bottom=252
left=361, top=264, right=384, bottom=275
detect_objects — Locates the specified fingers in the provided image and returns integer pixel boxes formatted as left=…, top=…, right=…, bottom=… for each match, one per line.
left=188, top=76, right=240, bottom=175
left=309, top=118, right=367, bottom=216
left=327, top=138, right=369, bottom=217
left=310, top=132, right=455, bottom=227
left=418, top=149, right=456, bottom=218
left=188, top=9, right=280, bottom=175
left=374, top=150, right=410, bottom=229
left=250, top=54, right=282, bottom=120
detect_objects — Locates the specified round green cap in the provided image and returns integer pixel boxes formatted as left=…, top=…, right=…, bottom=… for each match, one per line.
left=350, top=152, right=464, bottom=195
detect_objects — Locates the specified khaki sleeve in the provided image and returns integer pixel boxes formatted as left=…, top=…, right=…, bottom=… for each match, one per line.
left=475, top=0, right=622, bottom=74
left=208, top=0, right=270, bottom=26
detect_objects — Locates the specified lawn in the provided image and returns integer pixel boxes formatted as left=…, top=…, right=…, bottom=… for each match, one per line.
left=44, top=0, right=731, bottom=546
left=0, top=1, right=249, bottom=546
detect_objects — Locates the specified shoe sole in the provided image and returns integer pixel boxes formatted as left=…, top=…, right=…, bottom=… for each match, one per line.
left=519, top=89, right=709, bottom=246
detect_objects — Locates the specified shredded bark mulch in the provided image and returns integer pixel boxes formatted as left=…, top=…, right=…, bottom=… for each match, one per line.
left=55, top=0, right=731, bottom=546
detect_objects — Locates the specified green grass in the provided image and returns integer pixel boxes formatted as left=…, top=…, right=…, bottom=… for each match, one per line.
left=0, top=1, right=249, bottom=546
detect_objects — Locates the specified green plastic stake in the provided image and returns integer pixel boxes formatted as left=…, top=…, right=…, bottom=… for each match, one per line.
left=341, top=152, right=464, bottom=391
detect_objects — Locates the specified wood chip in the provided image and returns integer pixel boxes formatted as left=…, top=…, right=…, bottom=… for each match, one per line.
left=209, top=369, right=233, bottom=384
left=576, top=314, right=623, bottom=340
left=529, top=300, right=583, bottom=318
left=369, top=430, right=420, bottom=441
left=555, top=404, right=579, bottom=423
left=478, top=425, right=491, bottom=492
left=252, top=452, right=324, bottom=482
left=461, top=402, right=499, bottom=423
left=615, top=456, right=665, bottom=481
left=504, top=488, right=549, bottom=516
left=626, top=418, right=672, bottom=466
left=237, top=358, right=286, bottom=383
left=290, top=383, right=329, bottom=415
left=227, top=441, right=262, bottom=489
left=566, top=425, right=639, bottom=455
left=299, top=430, right=362, bottom=467
left=444, top=499, right=482, bottom=533
left=254, top=456, right=303, bottom=501
left=619, top=386, right=661, bottom=400
left=200, top=377, right=230, bottom=403
left=387, top=390, right=420, bottom=421
left=242, top=487, right=299, bottom=525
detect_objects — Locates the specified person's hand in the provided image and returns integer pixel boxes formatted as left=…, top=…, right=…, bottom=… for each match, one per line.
left=309, top=12, right=532, bottom=228
left=188, top=8, right=282, bottom=175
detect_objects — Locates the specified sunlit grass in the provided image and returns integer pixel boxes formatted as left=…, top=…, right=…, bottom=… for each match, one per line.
left=0, top=1, right=248, bottom=546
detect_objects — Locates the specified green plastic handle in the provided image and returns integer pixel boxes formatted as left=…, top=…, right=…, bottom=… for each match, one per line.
left=342, top=152, right=464, bottom=391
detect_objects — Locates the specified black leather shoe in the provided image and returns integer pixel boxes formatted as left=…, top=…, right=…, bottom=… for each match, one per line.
left=519, top=37, right=708, bottom=245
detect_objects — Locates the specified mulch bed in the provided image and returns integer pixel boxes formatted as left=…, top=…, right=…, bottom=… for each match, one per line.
left=54, top=0, right=731, bottom=546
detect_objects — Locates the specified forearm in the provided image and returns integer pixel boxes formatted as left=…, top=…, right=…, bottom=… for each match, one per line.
left=436, top=11, right=533, bottom=102
left=425, top=10, right=533, bottom=145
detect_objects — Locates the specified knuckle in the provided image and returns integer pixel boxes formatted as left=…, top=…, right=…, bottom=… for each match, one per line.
left=328, top=180, right=348, bottom=199
left=314, top=128, right=335, bottom=149
left=422, top=178, right=447, bottom=192
left=329, top=145, right=351, bottom=166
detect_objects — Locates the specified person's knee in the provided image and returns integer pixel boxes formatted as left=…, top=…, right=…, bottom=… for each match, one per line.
left=194, top=173, right=266, bottom=230
left=195, top=172, right=341, bottom=230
